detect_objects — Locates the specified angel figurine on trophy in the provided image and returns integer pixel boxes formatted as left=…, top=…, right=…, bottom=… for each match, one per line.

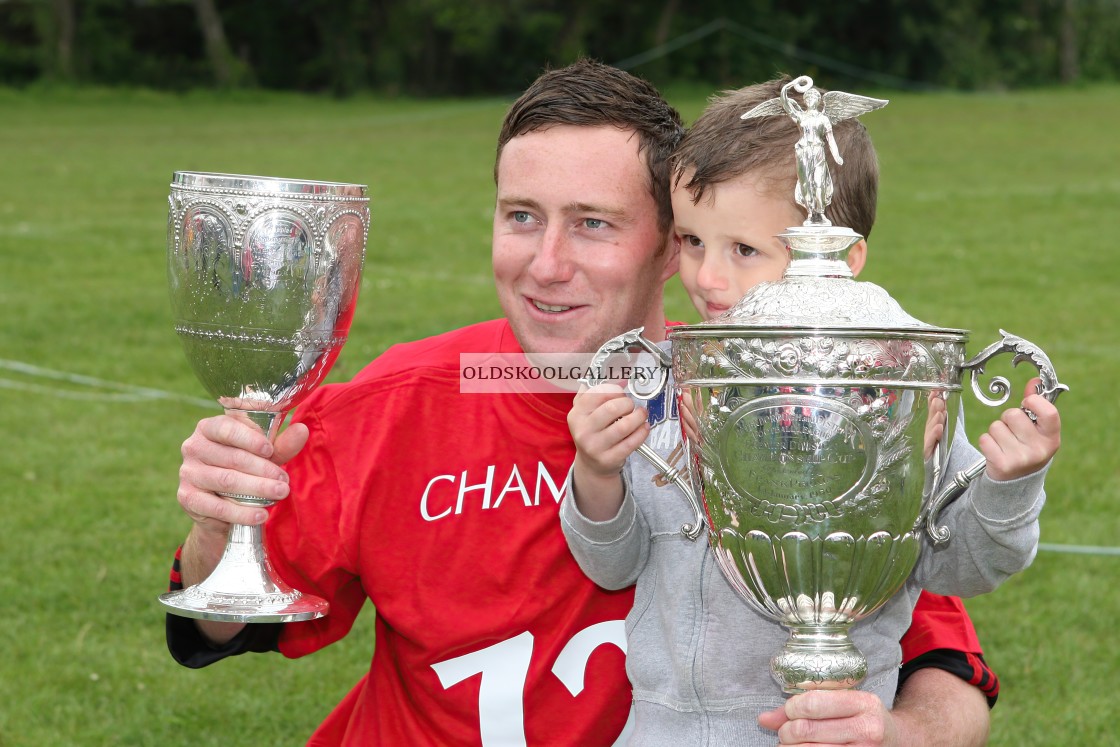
left=742, top=75, right=887, bottom=226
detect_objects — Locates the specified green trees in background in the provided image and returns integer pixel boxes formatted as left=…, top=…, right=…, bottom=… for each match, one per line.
left=1, top=0, right=1117, bottom=93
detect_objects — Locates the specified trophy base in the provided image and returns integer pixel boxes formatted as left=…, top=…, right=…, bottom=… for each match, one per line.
left=771, top=625, right=867, bottom=693
left=159, top=521, right=328, bottom=623
left=159, top=586, right=328, bottom=623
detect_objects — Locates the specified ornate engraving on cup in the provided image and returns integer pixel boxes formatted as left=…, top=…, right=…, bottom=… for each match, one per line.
left=676, top=333, right=966, bottom=387
left=159, top=172, right=369, bottom=623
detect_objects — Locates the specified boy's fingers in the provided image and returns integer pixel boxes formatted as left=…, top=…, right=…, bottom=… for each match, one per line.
left=587, top=396, right=637, bottom=428
left=574, top=383, right=627, bottom=408
left=1022, top=393, right=1061, bottom=439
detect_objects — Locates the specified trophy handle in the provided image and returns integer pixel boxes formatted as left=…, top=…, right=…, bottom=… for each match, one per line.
left=924, top=330, right=1068, bottom=546
left=584, top=328, right=705, bottom=541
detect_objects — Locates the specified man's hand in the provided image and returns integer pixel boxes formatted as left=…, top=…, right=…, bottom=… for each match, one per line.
left=758, top=690, right=896, bottom=746
left=178, top=414, right=309, bottom=536
left=757, top=667, right=990, bottom=746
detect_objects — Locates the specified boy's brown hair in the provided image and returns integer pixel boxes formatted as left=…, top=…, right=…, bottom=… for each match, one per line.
left=672, top=76, right=879, bottom=238
left=496, top=59, right=685, bottom=236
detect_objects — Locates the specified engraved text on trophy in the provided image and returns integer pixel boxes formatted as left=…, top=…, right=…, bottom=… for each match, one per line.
left=718, top=394, right=876, bottom=523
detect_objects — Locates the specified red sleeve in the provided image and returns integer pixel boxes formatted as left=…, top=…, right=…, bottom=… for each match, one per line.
left=901, top=591, right=982, bottom=659
left=899, top=592, right=999, bottom=707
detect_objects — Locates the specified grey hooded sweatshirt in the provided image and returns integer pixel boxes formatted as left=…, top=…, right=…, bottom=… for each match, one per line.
left=560, top=375, right=1046, bottom=746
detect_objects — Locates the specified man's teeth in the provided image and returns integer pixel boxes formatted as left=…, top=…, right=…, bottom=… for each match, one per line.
left=534, top=300, right=571, bottom=313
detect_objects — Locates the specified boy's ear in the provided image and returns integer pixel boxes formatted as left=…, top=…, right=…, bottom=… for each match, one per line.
left=846, top=239, right=867, bottom=278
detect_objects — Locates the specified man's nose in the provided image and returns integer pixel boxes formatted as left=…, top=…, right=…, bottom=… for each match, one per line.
left=528, top=225, right=575, bottom=284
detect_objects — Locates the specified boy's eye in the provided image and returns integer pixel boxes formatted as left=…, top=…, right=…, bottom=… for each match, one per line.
left=682, top=234, right=704, bottom=248
left=734, top=243, right=759, bottom=257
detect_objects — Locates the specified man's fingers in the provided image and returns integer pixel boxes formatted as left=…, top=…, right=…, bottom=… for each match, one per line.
left=182, top=415, right=293, bottom=480
left=199, top=413, right=274, bottom=457
left=757, top=705, right=789, bottom=731
left=177, top=414, right=303, bottom=530
left=177, top=485, right=268, bottom=528
left=775, top=691, right=890, bottom=745
left=273, top=422, right=310, bottom=465
left=782, top=690, right=866, bottom=721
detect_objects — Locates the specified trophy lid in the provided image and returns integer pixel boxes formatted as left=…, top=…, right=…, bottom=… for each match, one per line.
left=670, top=76, right=965, bottom=342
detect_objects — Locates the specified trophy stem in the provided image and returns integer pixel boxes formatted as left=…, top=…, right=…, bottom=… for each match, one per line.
left=780, top=226, right=864, bottom=279
left=770, top=625, right=867, bottom=694
left=238, top=408, right=285, bottom=446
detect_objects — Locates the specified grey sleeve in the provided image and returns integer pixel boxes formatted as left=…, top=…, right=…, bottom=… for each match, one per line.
left=559, top=462, right=650, bottom=591
left=913, top=405, right=1047, bottom=597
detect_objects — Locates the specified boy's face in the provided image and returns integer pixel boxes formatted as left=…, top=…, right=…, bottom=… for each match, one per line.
left=671, top=172, right=801, bottom=320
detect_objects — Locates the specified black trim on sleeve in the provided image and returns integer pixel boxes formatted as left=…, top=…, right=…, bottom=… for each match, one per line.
left=166, top=613, right=281, bottom=668
left=898, top=648, right=999, bottom=708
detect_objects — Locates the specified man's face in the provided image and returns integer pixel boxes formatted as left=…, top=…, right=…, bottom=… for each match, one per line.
left=493, top=125, right=676, bottom=356
left=671, top=171, right=800, bottom=320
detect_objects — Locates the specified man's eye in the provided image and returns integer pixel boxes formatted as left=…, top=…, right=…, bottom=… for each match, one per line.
left=735, top=243, right=759, bottom=257
left=513, top=211, right=532, bottom=223
left=584, top=218, right=606, bottom=229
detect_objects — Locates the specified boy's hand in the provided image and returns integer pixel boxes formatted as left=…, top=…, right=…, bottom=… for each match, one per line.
left=568, top=383, right=650, bottom=477
left=923, top=392, right=948, bottom=459
left=979, top=377, right=1061, bottom=481
left=567, top=384, right=650, bottom=521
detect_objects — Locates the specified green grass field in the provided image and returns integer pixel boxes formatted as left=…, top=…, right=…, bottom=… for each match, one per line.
left=0, top=82, right=1116, bottom=745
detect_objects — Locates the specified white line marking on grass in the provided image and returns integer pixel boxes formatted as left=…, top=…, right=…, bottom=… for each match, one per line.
left=1038, top=543, right=1120, bottom=557
left=0, top=359, right=214, bottom=408
left=8, top=359, right=1118, bottom=557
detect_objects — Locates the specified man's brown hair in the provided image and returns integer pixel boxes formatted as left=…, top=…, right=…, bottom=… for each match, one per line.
left=496, top=59, right=685, bottom=235
left=672, top=76, right=880, bottom=238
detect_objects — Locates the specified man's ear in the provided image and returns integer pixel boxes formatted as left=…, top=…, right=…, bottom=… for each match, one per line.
left=661, top=232, right=681, bottom=282
left=847, top=239, right=867, bottom=278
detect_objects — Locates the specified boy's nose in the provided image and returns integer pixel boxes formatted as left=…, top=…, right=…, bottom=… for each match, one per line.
left=696, top=251, right=729, bottom=291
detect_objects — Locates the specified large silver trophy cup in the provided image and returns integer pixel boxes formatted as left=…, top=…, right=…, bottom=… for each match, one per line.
left=592, top=77, right=1066, bottom=692
left=159, top=172, right=368, bottom=622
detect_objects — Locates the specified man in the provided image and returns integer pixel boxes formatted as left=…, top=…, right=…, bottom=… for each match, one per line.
left=169, top=59, right=993, bottom=745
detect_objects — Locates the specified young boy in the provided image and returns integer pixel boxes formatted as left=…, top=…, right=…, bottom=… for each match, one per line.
left=560, top=78, right=1061, bottom=745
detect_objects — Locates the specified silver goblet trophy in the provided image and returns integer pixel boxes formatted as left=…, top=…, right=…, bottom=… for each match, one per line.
left=159, top=172, right=368, bottom=623
left=590, top=77, right=1066, bottom=692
